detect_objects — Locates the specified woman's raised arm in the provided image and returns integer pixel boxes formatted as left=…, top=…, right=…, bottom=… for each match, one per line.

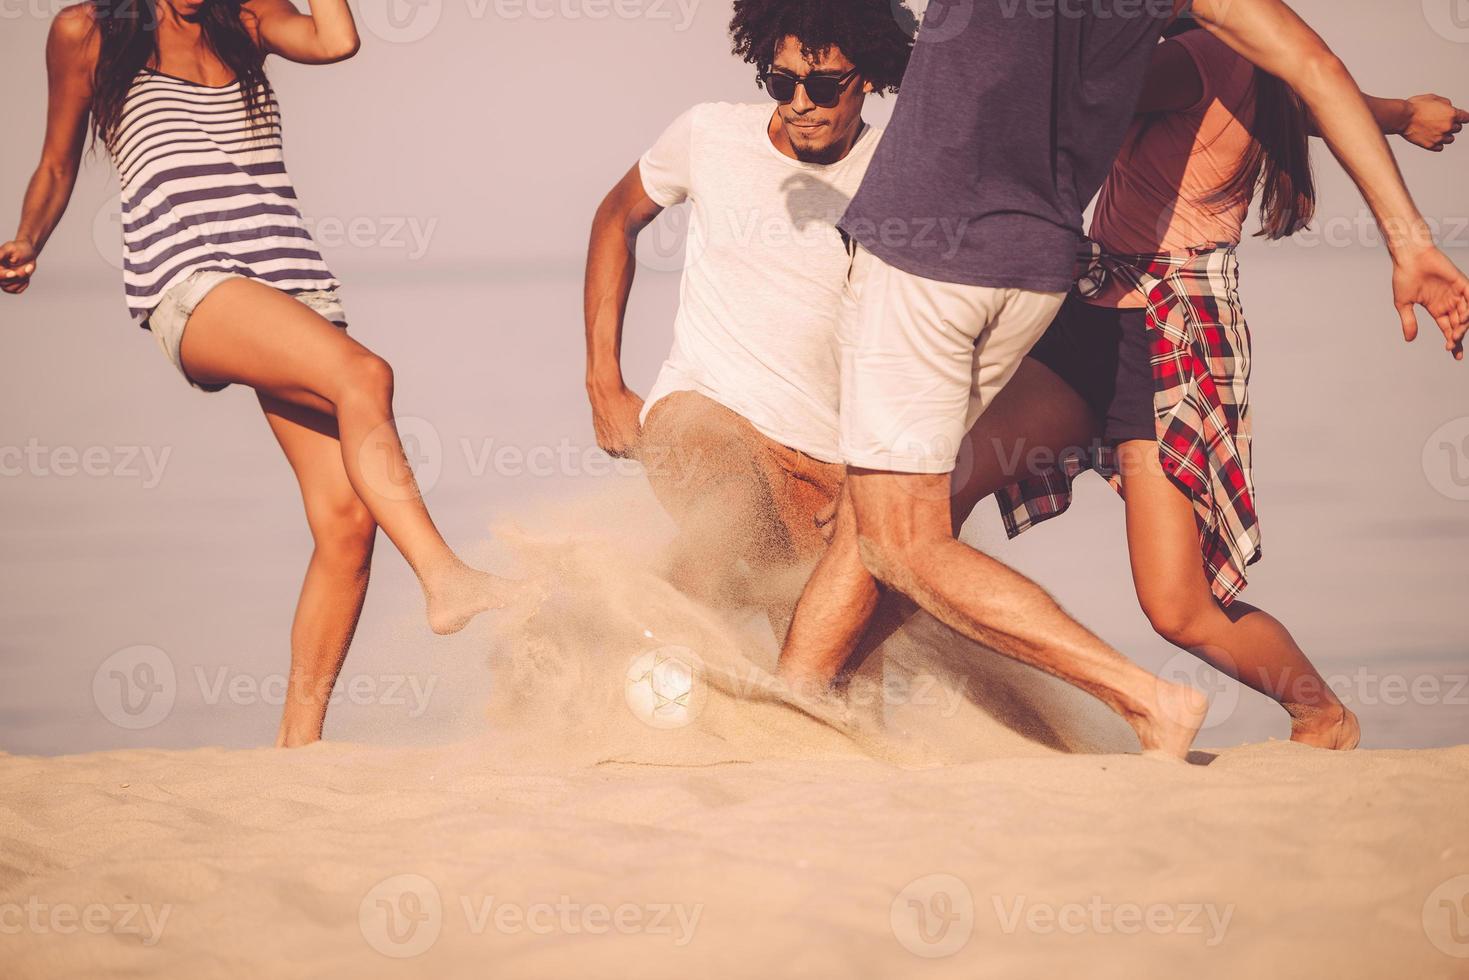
left=244, top=0, right=361, bottom=65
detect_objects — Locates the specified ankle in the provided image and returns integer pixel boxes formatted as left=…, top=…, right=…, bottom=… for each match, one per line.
left=276, top=728, right=322, bottom=748
left=421, top=558, right=470, bottom=592
left=1117, top=672, right=1180, bottom=726
left=276, top=713, right=325, bottom=748
left=1284, top=698, right=1347, bottom=730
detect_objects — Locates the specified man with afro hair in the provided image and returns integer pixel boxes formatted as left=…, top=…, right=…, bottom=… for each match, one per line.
left=584, top=0, right=915, bottom=620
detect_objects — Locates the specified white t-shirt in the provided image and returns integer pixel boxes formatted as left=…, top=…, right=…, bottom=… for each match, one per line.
left=639, top=102, right=882, bottom=464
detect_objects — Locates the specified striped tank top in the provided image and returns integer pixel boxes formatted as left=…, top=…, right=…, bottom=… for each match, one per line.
left=109, top=68, right=339, bottom=323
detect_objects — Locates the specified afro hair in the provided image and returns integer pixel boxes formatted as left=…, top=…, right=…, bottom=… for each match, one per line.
left=729, top=0, right=918, bottom=96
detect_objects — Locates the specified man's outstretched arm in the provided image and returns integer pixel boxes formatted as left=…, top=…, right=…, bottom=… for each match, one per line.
left=1189, top=0, right=1469, bottom=358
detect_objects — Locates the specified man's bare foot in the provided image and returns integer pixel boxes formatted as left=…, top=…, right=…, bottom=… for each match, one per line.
left=1130, top=679, right=1210, bottom=760
left=776, top=665, right=843, bottom=706
left=1289, top=702, right=1361, bottom=750
left=425, top=563, right=517, bottom=635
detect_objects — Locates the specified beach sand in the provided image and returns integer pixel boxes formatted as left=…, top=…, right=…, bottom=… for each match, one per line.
left=4, top=491, right=1468, bottom=979
left=4, top=742, right=1467, bottom=978
left=3, top=4, right=1467, bottom=972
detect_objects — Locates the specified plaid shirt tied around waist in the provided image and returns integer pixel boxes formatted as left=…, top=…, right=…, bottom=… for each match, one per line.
left=993, top=240, right=1260, bottom=606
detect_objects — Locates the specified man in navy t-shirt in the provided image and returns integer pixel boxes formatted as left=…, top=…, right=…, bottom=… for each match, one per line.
left=778, top=0, right=1469, bottom=760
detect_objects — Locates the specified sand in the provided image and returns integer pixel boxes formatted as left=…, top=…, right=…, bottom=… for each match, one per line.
left=4, top=489, right=1468, bottom=979
left=4, top=743, right=1468, bottom=978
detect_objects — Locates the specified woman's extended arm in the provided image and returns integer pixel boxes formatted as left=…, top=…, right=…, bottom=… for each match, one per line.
left=1, top=5, right=96, bottom=295
left=1137, top=37, right=1467, bottom=154
left=1312, top=94, right=1468, bottom=152
left=244, top=0, right=361, bottom=65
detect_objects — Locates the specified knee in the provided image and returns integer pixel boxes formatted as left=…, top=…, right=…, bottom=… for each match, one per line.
left=847, top=499, right=941, bottom=591
left=1140, top=594, right=1216, bottom=650
left=853, top=523, right=921, bottom=590
left=311, top=497, right=377, bottom=566
left=339, top=351, right=395, bottom=406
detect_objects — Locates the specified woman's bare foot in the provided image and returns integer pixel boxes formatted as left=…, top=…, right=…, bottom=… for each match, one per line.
left=1288, top=702, right=1361, bottom=750
left=425, top=562, right=517, bottom=635
left=1130, top=679, right=1210, bottom=760
left=275, top=722, right=323, bottom=748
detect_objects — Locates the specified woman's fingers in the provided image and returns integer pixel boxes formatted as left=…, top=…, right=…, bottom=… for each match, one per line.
left=1398, top=302, right=1420, bottom=343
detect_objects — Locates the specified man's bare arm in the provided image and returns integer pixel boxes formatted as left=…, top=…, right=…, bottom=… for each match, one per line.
left=584, top=164, right=663, bottom=457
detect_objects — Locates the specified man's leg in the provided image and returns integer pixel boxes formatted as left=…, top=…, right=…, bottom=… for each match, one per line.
left=843, top=468, right=1206, bottom=757
left=781, top=357, right=1100, bottom=686
left=639, top=392, right=792, bottom=608
left=784, top=243, right=1206, bottom=757
left=779, top=481, right=881, bottom=692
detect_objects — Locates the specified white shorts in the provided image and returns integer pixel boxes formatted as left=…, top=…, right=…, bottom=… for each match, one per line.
left=837, top=242, right=1066, bottom=474
left=145, top=270, right=348, bottom=393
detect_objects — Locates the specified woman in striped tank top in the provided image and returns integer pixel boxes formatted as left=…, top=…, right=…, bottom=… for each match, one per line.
left=1, top=0, right=516, bottom=746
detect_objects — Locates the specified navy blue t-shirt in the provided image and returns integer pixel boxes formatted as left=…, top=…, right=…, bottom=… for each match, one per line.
left=840, top=0, right=1178, bottom=291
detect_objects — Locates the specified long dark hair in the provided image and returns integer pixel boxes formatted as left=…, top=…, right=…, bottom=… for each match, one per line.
left=89, top=0, right=270, bottom=151
left=1166, top=19, right=1316, bottom=240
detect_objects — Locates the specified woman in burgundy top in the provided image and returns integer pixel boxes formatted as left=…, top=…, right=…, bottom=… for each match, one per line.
left=953, top=20, right=1466, bottom=750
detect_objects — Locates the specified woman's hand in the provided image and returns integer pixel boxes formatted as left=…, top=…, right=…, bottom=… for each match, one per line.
left=0, top=240, right=38, bottom=295
left=1399, top=94, right=1468, bottom=152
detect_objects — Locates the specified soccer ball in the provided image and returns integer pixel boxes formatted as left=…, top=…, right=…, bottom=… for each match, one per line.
left=624, top=646, right=705, bottom=729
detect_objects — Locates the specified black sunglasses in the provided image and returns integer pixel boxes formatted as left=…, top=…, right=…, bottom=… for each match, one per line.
left=761, top=68, right=860, bottom=109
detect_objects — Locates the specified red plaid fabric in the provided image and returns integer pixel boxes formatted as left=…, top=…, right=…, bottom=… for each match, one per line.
left=994, top=241, right=1260, bottom=606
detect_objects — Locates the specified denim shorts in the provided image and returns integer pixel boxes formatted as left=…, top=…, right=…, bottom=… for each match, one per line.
left=145, top=270, right=348, bottom=393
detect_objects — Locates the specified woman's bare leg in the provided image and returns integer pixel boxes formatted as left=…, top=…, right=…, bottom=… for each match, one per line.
left=1116, top=440, right=1361, bottom=750
left=182, top=278, right=512, bottom=635
left=947, top=359, right=1103, bottom=532
left=259, top=394, right=377, bottom=747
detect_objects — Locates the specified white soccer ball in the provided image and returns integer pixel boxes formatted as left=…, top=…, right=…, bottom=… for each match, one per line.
left=624, top=646, right=705, bottom=730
